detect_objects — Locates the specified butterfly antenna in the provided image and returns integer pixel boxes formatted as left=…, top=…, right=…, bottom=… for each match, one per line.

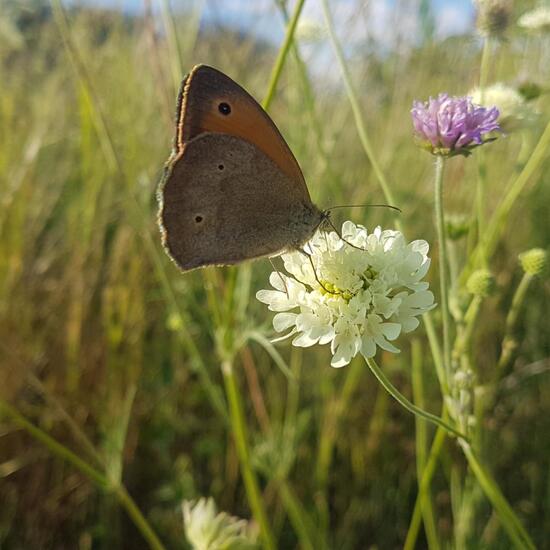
left=326, top=203, right=402, bottom=213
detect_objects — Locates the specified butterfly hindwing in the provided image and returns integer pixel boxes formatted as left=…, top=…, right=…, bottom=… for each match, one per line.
left=159, top=133, right=321, bottom=271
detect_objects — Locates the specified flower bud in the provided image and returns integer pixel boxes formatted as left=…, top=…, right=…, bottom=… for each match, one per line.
left=519, top=248, right=547, bottom=276
left=476, top=0, right=512, bottom=37
left=518, top=81, right=544, bottom=101
left=446, top=214, right=470, bottom=241
left=467, top=269, right=496, bottom=297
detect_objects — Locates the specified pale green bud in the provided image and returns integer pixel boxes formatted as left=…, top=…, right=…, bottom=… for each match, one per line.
left=446, top=214, right=470, bottom=241
left=519, top=248, right=547, bottom=276
left=467, top=269, right=496, bottom=297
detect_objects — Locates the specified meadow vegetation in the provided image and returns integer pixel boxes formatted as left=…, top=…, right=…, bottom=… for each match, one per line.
left=0, top=0, right=549, bottom=548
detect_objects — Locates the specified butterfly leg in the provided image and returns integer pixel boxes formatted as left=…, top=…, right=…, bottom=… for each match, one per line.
left=269, top=258, right=289, bottom=298
left=297, top=248, right=339, bottom=296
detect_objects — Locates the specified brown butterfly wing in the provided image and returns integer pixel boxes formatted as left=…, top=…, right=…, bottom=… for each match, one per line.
left=159, top=133, right=322, bottom=271
left=173, top=64, right=310, bottom=200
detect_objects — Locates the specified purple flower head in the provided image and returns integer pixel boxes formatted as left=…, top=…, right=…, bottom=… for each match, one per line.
left=411, top=93, right=500, bottom=156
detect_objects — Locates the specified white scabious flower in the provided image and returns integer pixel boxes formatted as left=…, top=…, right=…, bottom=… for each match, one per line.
left=182, top=498, right=259, bottom=550
left=256, top=222, right=435, bottom=368
left=469, top=83, right=538, bottom=131
left=518, top=5, right=550, bottom=32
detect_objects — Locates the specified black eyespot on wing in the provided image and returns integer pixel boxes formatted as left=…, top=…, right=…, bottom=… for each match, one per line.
left=218, top=164, right=224, bottom=170
left=218, top=102, right=231, bottom=115
left=194, top=215, right=203, bottom=223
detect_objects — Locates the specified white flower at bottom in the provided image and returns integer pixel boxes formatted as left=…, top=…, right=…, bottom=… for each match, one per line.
left=182, top=498, right=258, bottom=550
left=256, top=222, right=435, bottom=368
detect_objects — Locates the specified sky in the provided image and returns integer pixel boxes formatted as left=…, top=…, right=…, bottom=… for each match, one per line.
left=70, top=0, right=477, bottom=47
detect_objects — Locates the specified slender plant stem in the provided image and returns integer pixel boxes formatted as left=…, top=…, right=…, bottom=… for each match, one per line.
left=315, top=357, right=363, bottom=488
left=479, top=37, right=491, bottom=96
left=0, top=399, right=165, bottom=550
left=262, top=0, right=306, bottom=112
left=404, top=424, right=447, bottom=550
left=423, top=312, right=447, bottom=393
left=278, top=480, right=319, bottom=550
left=465, top=116, right=550, bottom=277
left=159, top=0, right=184, bottom=96
left=452, top=295, right=482, bottom=365
left=321, top=0, right=398, bottom=215
left=497, top=272, right=533, bottom=374
left=434, top=156, right=452, bottom=383
left=411, top=340, right=440, bottom=550
left=114, top=486, right=165, bottom=550
left=475, top=37, right=491, bottom=264
left=26, top=372, right=105, bottom=468
left=460, top=441, right=536, bottom=550
left=365, top=357, right=467, bottom=440
left=221, top=359, right=276, bottom=550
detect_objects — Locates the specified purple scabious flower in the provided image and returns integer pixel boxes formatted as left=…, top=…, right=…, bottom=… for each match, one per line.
left=411, top=93, right=500, bottom=157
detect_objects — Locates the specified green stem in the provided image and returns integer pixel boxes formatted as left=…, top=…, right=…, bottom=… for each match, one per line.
left=221, top=359, right=276, bottom=550
left=411, top=341, right=440, bottom=550
left=479, top=37, right=491, bottom=98
left=497, top=272, right=533, bottom=374
left=0, top=399, right=165, bottom=550
left=26, top=372, right=105, bottom=468
left=423, top=313, right=447, bottom=393
left=321, top=0, right=398, bottom=217
left=365, top=357, right=467, bottom=440
left=159, top=0, right=184, bottom=96
left=467, top=117, right=550, bottom=275
left=115, top=486, right=165, bottom=550
left=278, top=480, right=319, bottom=550
left=404, top=424, right=447, bottom=550
left=261, top=0, right=306, bottom=112
left=475, top=37, right=491, bottom=264
left=460, top=441, right=536, bottom=550
left=434, top=156, right=452, bottom=383
left=315, top=357, right=363, bottom=488
left=452, top=295, right=482, bottom=365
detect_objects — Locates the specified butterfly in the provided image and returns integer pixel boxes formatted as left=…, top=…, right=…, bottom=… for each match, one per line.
left=157, top=64, right=326, bottom=272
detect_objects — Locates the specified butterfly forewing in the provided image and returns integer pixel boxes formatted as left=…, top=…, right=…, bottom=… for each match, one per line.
left=173, top=64, right=309, bottom=199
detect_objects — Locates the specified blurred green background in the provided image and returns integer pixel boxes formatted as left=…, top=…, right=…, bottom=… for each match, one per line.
left=1, top=0, right=549, bottom=548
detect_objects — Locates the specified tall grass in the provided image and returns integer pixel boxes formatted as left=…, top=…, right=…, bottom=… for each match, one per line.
left=1, top=1, right=549, bottom=548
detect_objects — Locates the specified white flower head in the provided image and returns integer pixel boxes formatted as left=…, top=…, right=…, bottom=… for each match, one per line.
left=182, top=498, right=259, bottom=550
left=256, top=222, right=435, bottom=368
left=518, top=5, right=550, bottom=33
left=469, top=83, right=538, bottom=131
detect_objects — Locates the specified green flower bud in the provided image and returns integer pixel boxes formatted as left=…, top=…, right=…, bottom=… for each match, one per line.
left=467, top=269, right=496, bottom=297
left=518, top=81, right=544, bottom=102
left=167, top=312, right=183, bottom=331
left=519, top=248, right=547, bottom=276
left=446, top=214, right=470, bottom=241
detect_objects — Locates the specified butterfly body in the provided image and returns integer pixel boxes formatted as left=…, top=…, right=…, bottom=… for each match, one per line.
left=158, top=64, right=323, bottom=271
